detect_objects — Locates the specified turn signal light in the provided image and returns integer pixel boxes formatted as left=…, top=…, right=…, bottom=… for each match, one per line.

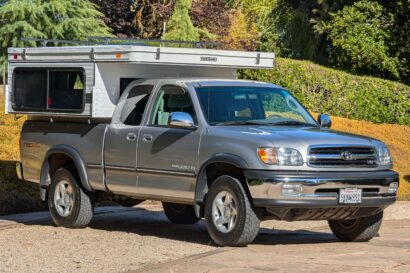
left=257, top=147, right=278, bottom=165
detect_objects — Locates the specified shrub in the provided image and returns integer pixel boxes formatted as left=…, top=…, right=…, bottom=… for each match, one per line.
left=240, top=58, right=410, bottom=126
left=323, top=0, right=400, bottom=80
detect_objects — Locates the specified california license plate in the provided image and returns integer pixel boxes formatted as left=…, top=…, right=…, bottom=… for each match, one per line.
left=339, top=188, right=362, bottom=204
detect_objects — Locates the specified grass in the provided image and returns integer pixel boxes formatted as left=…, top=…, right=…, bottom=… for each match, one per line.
left=0, top=86, right=409, bottom=214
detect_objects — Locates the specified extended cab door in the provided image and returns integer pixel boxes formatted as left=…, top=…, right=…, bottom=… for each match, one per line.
left=136, top=84, right=201, bottom=203
left=104, top=84, right=153, bottom=195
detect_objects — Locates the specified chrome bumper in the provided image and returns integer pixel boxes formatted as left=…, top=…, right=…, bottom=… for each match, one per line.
left=245, top=170, right=398, bottom=208
left=16, top=162, right=23, bottom=180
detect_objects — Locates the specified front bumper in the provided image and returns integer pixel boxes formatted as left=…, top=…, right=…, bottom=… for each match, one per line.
left=245, top=170, right=398, bottom=208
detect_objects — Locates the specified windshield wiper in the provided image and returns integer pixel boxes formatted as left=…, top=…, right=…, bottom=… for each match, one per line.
left=214, top=120, right=316, bottom=126
left=269, top=120, right=315, bottom=126
left=214, top=121, right=264, bottom=126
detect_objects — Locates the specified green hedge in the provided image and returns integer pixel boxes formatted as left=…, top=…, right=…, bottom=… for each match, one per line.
left=240, top=58, right=410, bottom=126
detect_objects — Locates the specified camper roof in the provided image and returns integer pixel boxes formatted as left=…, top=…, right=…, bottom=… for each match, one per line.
left=8, top=44, right=274, bottom=69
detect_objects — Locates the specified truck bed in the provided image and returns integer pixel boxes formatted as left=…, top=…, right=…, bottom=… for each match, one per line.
left=20, top=120, right=108, bottom=190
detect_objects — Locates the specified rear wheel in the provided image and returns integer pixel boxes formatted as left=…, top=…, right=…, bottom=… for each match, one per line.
left=328, top=212, right=383, bottom=242
left=48, top=165, right=94, bottom=228
left=205, top=175, right=260, bottom=247
left=162, top=202, right=199, bottom=224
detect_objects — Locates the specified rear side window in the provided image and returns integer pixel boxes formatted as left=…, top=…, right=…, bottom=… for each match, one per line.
left=120, top=85, right=153, bottom=125
left=13, top=68, right=85, bottom=112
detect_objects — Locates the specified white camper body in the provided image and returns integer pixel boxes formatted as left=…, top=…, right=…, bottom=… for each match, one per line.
left=5, top=45, right=274, bottom=118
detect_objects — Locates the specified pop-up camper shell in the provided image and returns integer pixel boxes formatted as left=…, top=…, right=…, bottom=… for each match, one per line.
left=5, top=43, right=274, bottom=119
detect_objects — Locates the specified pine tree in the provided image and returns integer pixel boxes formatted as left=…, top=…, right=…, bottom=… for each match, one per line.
left=0, top=0, right=112, bottom=67
left=161, top=0, right=214, bottom=43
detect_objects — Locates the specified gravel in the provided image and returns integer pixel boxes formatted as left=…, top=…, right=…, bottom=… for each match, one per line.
left=0, top=202, right=408, bottom=273
left=0, top=204, right=215, bottom=273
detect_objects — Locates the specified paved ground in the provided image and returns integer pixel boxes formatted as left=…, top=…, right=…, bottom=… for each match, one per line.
left=0, top=202, right=409, bottom=273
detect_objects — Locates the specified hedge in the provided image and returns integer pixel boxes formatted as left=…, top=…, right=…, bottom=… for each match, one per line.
left=239, top=58, right=410, bottom=126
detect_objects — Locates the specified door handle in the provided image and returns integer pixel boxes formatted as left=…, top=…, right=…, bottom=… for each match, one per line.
left=127, top=133, right=136, bottom=141
left=143, top=134, right=153, bottom=142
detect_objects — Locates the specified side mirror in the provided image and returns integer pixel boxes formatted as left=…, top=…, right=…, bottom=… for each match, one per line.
left=318, top=114, right=332, bottom=128
left=168, top=112, right=196, bottom=129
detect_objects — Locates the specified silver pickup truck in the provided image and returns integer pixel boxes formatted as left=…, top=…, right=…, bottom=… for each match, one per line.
left=16, top=78, right=399, bottom=246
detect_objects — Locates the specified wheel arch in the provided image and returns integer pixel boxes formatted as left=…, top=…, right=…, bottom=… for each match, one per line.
left=194, top=154, right=250, bottom=218
left=40, top=145, right=92, bottom=201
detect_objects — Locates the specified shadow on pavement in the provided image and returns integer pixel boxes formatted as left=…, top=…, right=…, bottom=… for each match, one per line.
left=1, top=205, right=338, bottom=246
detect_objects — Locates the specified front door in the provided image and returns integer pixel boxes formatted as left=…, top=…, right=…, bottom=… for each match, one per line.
left=137, top=85, right=200, bottom=203
left=104, top=84, right=153, bottom=194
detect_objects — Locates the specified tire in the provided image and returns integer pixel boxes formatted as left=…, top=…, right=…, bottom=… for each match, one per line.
left=48, top=165, right=94, bottom=228
left=328, top=211, right=383, bottom=242
left=204, top=175, right=260, bottom=247
left=162, top=202, right=199, bottom=224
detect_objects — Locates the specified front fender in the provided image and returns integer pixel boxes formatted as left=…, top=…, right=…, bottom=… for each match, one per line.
left=39, top=145, right=92, bottom=200
left=194, top=153, right=249, bottom=217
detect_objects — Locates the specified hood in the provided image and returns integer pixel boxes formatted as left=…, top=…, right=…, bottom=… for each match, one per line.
left=210, top=125, right=377, bottom=148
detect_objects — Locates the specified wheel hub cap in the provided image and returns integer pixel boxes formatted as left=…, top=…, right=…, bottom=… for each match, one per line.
left=54, top=180, right=74, bottom=217
left=212, top=191, right=237, bottom=233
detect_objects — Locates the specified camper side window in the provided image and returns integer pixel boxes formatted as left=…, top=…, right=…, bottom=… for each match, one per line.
left=13, top=68, right=85, bottom=112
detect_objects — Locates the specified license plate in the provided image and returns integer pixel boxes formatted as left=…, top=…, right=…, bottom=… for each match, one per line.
left=339, top=188, right=362, bottom=204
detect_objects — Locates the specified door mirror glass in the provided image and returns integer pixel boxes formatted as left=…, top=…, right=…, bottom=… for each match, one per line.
left=168, top=112, right=195, bottom=129
left=318, top=114, right=332, bottom=128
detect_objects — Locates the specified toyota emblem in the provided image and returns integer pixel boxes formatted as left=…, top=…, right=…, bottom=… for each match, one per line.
left=340, top=151, right=354, bottom=161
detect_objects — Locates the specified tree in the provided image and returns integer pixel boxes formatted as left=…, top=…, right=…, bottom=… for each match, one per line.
left=91, top=0, right=140, bottom=38
left=223, top=8, right=259, bottom=51
left=323, top=0, right=400, bottom=80
left=161, top=0, right=214, bottom=42
left=380, top=0, right=410, bottom=84
left=0, top=0, right=112, bottom=67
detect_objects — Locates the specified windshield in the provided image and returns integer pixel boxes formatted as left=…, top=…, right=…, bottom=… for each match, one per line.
left=195, top=86, right=317, bottom=126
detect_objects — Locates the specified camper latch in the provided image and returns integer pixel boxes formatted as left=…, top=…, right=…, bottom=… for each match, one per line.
left=90, top=48, right=96, bottom=60
left=155, top=48, right=161, bottom=60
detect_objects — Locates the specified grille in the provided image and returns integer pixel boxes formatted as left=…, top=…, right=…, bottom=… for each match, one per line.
left=308, top=146, right=378, bottom=167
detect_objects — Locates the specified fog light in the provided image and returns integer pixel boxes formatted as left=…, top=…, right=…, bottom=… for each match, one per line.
left=282, top=184, right=302, bottom=195
left=388, top=182, right=399, bottom=194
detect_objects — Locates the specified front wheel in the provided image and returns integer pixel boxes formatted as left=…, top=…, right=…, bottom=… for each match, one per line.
left=328, top=211, right=383, bottom=242
left=48, top=165, right=94, bottom=228
left=205, top=175, right=260, bottom=247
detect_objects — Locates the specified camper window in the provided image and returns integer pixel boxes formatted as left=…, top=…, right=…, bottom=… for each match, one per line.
left=14, top=69, right=47, bottom=110
left=13, top=68, right=85, bottom=112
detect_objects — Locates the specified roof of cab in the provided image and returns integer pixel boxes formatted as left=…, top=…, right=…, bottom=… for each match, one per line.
left=177, top=78, right=283, bottom=89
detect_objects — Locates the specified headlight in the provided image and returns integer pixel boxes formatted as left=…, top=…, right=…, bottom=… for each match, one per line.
left=377, top=146, right=392, bottom=166
left=257, top=147, right=303, bottom=166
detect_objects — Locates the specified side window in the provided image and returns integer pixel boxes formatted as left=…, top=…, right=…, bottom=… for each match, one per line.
left=48, top=71, right=84, bottom=110
left=150, top=85, right=196, bottom=126
left=120, top=85, right=153, bottom=125
left=14, top=69, right=47, bottom=110
left=13, top=68, right=85, bottom=112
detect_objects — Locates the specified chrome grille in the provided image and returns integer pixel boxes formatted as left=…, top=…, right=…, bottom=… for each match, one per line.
left=308, top=146, right=378, bottom=167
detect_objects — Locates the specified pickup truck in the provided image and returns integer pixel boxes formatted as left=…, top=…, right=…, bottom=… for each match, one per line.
left=17, top=78, right=399, bottom=246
